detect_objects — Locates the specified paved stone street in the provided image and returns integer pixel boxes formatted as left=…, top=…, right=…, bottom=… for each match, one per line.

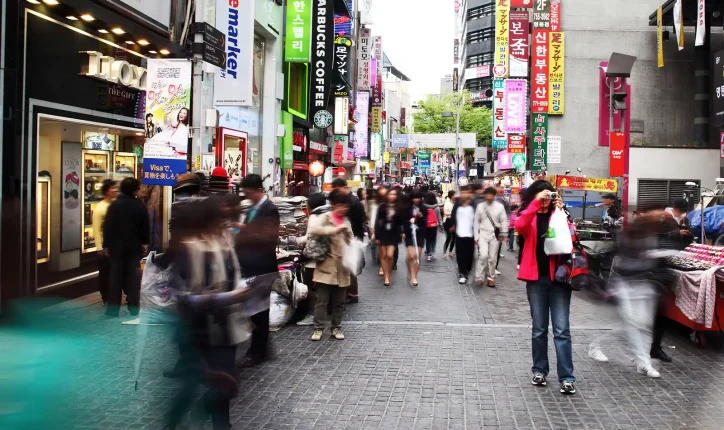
left=6, top=236, right=724, bottom=430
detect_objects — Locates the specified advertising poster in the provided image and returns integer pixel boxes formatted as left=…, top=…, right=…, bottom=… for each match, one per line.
left=531, top=30, right=549, bottom=113
left=508, top=11, right=529, bottom=78
left=533, top=0, right=550, bottom=28
left=547, top=136, right=561, bottom=164
left=310, top=0, right=335, bottom=119
left=465, top=65, right=491, bottom=79
left=357, top=27, right=372, bottom=90
left=285, top=0, right=312, bottom=62
left=214, top=0, right=254, bottom=106
left=557, top=176, right=618, bottom=192
left=713, top=50, right=724, bottom=126
left=609, top=131, right=625, bottom=176
left=493, top=0, right=509, bottom=78
left=492, top=79, right=507, bottom=150
left=695, top=0, right=706, bottom=47
left=142, top=59, right=192, bottom=186
left=507, top=135, right=526, bottom=153
left=355, top=91, right=369, bottom=157
left=530, top=112, right=548, bottom=171
left=61, top=141, right=82, bottom=251
left=657, top=8, right=664, bottom=68
left=548, top=32, right=564, bottom=115
left=504, top=79, right=527, bottom=133
left=550, top=0, right=561, bottom=32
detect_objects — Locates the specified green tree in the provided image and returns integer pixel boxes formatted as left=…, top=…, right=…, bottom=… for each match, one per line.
left=411, top=91, right=492, bottom=147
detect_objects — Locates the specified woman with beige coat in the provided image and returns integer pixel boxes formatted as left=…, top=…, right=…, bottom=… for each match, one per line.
left=309, top=189, right=353, bottom=341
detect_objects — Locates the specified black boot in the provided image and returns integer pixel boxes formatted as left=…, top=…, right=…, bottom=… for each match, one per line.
left=650, top=345, right=672, bottom=363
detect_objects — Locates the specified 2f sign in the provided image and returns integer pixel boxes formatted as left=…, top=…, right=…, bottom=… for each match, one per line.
left=82, top=51, right=146, bottom=90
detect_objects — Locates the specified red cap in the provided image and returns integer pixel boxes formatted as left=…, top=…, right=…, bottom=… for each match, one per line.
left=211, top=166, right=228, bottom=178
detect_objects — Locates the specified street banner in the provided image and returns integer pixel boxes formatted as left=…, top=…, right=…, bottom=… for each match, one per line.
left=674, top=0, right=684, bottom=51
left=465, top=66, right=491, bottom=79
left=142, top=59, right=192, bottom=186
left=557, top=176, right=618, bottom=192
left=504, top=79, right=527, bottom=133
left=453, top=68, right=459, bottom=92
left=720, top=131, right=724, bottom=158
left=598, top=61, right=631, bottom=146
left=713, top=50, right=724, bottom=126
left=492, top=79, right=507, bottom=150
left=61, top=141, right=81, bottom=251
left=609, top=131, right=625, bottom=176
left=310, top=0, right=334, bottom=119
left=547, top=136, right=561, bottom=164
left=507, top=135, right=526, bottom=153
left=511, top=0, right=533, bottom=6
left=371, top=106, right=382, bottom=133
left=454, top=39, right=460, bottom=64
left=355, top=91, right=369, bottom=157
left=214, top=0, right=254, bottom=105
left=284, top=0, right=312, bottom=63
left=373, top=36, right=383, bottom=76
left=695, top=0, right=706, bottom=47
left=548, top=32, right=564, bottom=114
left=371, top=133, right=382, bottom=161
left=657, top=8, right=664, bottom=67
left=281, top=111, right=294, bottom=168
left=493, top=0, right=509, bottom=78
left=333, top=35, right=352, bottom=97
left=533, top=0, right=550, bottom=29
left=509, top=11, right=529, bottom=78
left=531, top=30, right=549, bottom=113
left=530, top=112, right=548, bottom=171
left=357, top=27, right=372, bottom=90
left=550, top=1, right=561, bottom=32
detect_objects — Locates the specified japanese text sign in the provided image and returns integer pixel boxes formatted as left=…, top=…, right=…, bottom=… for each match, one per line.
left=533, top=0, right=550, bottom=29
left=548, top=32, right=564, bottom=114
left=285, top=0, right=312, bottom=63
left=509, top=11, right=530, bottom=78
left=530, top=112, right=548, bottom=171
left=334, top=36, right=352, bottom=97
left=531, top=30, right=549, bottom=113
left=504, top=79, right=527, bottom=133
left=492, top=79, right=507, bottom=150
left=493, top=0, right=509, bottom=78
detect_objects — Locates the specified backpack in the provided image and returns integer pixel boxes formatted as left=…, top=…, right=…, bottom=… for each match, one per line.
left=554, top=241, right=591, bottom=291
left=426, top=208, right=438, bottom=228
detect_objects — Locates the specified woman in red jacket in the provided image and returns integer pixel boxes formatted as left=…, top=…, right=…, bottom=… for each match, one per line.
left=515, top=180, right=576, bottom=396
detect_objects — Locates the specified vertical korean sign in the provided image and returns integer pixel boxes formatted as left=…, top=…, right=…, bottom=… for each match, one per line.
left=355, top=91, right=370, bottom=157
left=530, top=112, right=548, bottom=171
left=531, top=30, right=549, bottom=113
left=143, top=59, right=192, bottom=186
left=357, top=27, right=372, bottom=90
left=492, top=79, right=507, bottom=150
left=695, top=0, right=706, bottom=47
left=493, top=0, right=509, bottom=78
left=504, top=79, right=527, bottom=133
left=550, top=0, right=561, bottom=32
left=533, top=0, right=550, bottom=29
left=285, top=0, right=312, bottom=63
left=548, top=32, right=564, bottom=114
left=508, top=11, right=529, bottom=78
left=657, top=8, right=664, bottom=68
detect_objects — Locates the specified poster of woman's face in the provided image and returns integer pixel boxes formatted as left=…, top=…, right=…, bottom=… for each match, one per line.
left=177, top=108, right=189, bottom=126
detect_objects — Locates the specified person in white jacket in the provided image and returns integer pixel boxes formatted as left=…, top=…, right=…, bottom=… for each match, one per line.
left=474, top=187, right=508, bottom=287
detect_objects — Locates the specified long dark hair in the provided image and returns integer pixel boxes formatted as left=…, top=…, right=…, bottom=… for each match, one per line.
left=177, top=108, right=189, bottom=126
left=520, top=180, right=555, bottom=212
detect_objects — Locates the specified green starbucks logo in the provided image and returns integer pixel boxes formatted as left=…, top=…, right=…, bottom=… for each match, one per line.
left=313, top=110, right=333, bottom=129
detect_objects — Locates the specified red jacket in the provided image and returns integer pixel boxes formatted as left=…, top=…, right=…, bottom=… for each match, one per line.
left=514, top=199, right=574, bottom=282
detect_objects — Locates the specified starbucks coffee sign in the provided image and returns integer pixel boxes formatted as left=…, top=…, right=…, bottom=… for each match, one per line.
left=314, top=110, right=333, bottom=129
left=81, top=51, right=147, bottom=90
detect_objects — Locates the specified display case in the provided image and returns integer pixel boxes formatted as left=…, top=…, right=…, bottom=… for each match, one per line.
left=113, top=152, right=137, bottom=180
left=37, top=176, right=51, bottom=263
left=81, top=150, right=111, bottom=253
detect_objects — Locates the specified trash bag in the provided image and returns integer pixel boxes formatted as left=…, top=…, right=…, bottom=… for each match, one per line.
left=342, top=238, right=367, bottom=276
left=269, top=291, right=293, bottom=330
left=688, top=206, right=724, bottom=237
left=139, top=252, right=177, bottom=324
left=544, top=208, right=573, bottom=255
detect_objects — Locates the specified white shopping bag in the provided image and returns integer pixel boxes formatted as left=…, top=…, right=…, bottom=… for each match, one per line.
left=342, top=238, right=367, bottom=276
left=544, top=208, right=573, bottom=255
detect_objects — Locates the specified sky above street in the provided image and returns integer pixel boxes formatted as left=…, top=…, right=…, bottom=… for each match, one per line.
left=369, top=0, right=456, bottom=103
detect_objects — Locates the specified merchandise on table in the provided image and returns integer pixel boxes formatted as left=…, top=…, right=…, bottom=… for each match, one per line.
left=666, top=244, right=724, bottom=271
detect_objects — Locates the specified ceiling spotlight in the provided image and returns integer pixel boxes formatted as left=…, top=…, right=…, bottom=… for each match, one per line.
left=148, top=50, right=158, bottom=54
left=66, top=15, right=78, bottom=20
left=111, top=27, right=125, bottom=35
left=80, top=14, right=95, bottom=22
left=137, top=39, right=149, bottom=46
left=26, top=0, right=41, bottom=4
left=159, top=49, right=170, bottom=55
left=98, top=29, right=109, bottom=34
left=42, top=0, right=59, bottom=5
left=125, top=41, right=135, bottom=45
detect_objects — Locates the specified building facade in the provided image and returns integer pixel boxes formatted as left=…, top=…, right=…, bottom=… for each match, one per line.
left=459, top=0, right=494, bottom=106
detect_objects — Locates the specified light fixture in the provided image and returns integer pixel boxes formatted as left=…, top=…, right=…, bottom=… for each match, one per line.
left=111, top=27, right=125, bottom=35
left=134, top=132, right=144, bottom=136
left=125, top=41, right=135, bottom=45
left=98, top=29, right=109, bottom=34
left=27, top=0, right=41, bottom=4
left=148, top=50, right=158, bottom=54
left=80, top=14, right=95, bottom=22
left=159, top=49, right=170, bottom=55
left=42, top=0, right=59, bottom=5
left=66, top=15, right=78, bottom=20
left=137, top=39, right=149, bottom=46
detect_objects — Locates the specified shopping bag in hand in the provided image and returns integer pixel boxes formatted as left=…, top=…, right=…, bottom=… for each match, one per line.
left=342, top=238, right=367, bottom=276
left=544, top=208, right=573, bottom=255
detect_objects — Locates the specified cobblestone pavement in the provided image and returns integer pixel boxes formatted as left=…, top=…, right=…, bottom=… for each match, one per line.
left=6, top=235, right=724, bottom=430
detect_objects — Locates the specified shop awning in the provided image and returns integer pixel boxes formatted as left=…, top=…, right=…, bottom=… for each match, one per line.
left=647, top=0, right=723, bottom=27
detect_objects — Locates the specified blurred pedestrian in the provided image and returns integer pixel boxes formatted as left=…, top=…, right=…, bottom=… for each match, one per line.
left=516, top=180, right=576, bottom=395
left=405, top=190, right=427, bottom=286
left=309, top=189, right=353, bottom=341
left=367, top=188, right=381, bottom=265
left=92, top=179, right=117, bottom=305
left=332, top=178, right=365, bottom=304
left=508, top=204, right=519, bottom=252
left=451, top=186, right=477, bottom=284
left=442, top=190, right=456, bottom=259
left=474, top=187, right=508, bottom=288
left=295, top=193, right=330, bottom=326
left=424, top=192, right=442, bottom=261
left=236, top=174, right=279, bottom=368
left=102, top=177, right=149, bottom=317
left=375, top=188, right=404, bottom=286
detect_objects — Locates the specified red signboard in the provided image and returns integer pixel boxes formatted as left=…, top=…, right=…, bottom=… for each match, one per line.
left=531, top=30, right=549, bottom=113
left=507, top=135, right=526, bottom=153
left=609, top=131, right=625, bottom=176
left=510, top=0, right=533, bottom=6
left=508, top=11, right=530, bottom=78
left=550, top=1, right=561, bottom=32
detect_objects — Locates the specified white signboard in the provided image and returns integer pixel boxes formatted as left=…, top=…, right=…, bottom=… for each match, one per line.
left=360, top=0, right=374, bottom=24
left=214, top=0, right=255, bottom=106
left=547, top=136, right=561, bottom=164
left=357, top=28, right=372, bottom=90
left=474, top=147, right=487, bottom=164
left=407, top=133, right=478, bottom=149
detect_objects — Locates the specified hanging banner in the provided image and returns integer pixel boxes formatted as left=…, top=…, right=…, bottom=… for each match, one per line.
left=557, top=176, right=618, bottom=192
left=280, top=111, right=293, bottom=168
left=310, top=0, right=335, bottom=120
left=454, top=39, right=460, bottom=64
left=142, top=59, right=192, bottom=186
left=713, top=50, right=724, bottom=127
left=493, top=0, right=509, bottom=78
left=530, top=112, right=548, bottom=171
left=507, top=135, right=526, bottom=153
left=610, top=131, right=625, bottom=176
left=548, top=32, right=564, bottom=115
left=333, top=35, right=352, bottom=97
left=357, top=27, right=372, bottom=90
left=547, top=136, right=561, bottom=164
left=214, top=0, right=254, bottom=106
left=533, top=0, right=550, bottom=29
left=371, top=106, right=382, bottom=133
left=550, top=0, right=561, bottom=32
left=284, top=0, right=312, bottom=63
left=657, top=8, right=664, bottom=68
left=452, top=68, right=459, bottom=92
left=355, top=91, right=369, bottom=157
left=695, top=0, right=706, bottom=47
left=509, top=11, right=530, bottom=78
left=373, top=36, right=383, bottom=76
left=370, top=132, right=382, bottom=161
left=492, top=79, right=507, bottom=150
left=674, top=0, right=684, bottom=51
left=531, top=30, right=549, bottom=113
left=61, top=141, right=82, bottom=251
left=504, top=79, right=527, bottom=133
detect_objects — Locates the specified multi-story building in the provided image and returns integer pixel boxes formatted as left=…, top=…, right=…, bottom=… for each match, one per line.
left=458, top=0, right=494, bottom=106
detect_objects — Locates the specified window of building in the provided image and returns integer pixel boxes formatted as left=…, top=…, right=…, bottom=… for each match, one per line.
left=465, top=77, right=493, bottom=92
left=466, top=52, right=494, bottom=68
left=466, top=28, right=494, bottom=45
left=467, top=4, right=494, bottom=21
left=636, top=179, right=700, bottom=211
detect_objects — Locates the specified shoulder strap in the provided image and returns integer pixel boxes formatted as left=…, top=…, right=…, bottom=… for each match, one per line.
left=482, top=206, right=498, bottom=228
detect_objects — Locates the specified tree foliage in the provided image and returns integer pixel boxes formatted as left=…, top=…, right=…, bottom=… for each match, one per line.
left=411, top=91, right=492, bottom=147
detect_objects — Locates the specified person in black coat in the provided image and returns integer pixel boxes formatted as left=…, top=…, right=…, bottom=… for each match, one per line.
left=375, top=188, right=405, bottom=286
left=403, top=190, right=427, bottom=286
left=331, top=178, right=366, bottom=303
left=102, top=177, right=150, bottom=317
left=236, top=174, right=279, bottom=368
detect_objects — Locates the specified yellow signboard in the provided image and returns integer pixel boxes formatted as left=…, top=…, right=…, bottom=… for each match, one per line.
left=657, top=8, right=664, bottom=68
left=556, top=175, right=618, bottom=193
left=384, top=151, right=389, bottom=163
left=371, top=106, right=382, bottom=133
left=493, top=0, right=509, bottom=78
left=548, top=32, right=564, bottom=115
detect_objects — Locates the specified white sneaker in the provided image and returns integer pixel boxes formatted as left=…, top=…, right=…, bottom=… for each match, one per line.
left=637, top=363, right=661, bottom=378
left=588, top=348, right=609, bottom=362
left=495, top=269, right=501, bottom=276
left=296, top=314, right=314, bottom=326
left=516, top=264, right=520, bottom=270
left=458, top=276, right=466, bottom=284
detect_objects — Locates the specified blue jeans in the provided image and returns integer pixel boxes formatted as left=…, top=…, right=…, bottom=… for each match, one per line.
left=526, top=279, right=575, bottom=383
left=508, top=228, right=516, bottom=250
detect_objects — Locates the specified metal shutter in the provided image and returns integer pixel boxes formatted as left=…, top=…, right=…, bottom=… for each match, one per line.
left=637, top=179, right=700, bottom=211
left=669, top=180, right=700, bottom=206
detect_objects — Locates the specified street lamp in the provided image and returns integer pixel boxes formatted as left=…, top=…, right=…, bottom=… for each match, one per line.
left=442, top=107, right=461, bottom=187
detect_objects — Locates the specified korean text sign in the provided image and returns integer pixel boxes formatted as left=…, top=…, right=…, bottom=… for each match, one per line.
left=504, top=79, right=527, bottom=133
left=355, top=91, right=370, bottom=157
left=493, top=0, right=509, bottom=78
left=533, top=0, right=550, bottom=29
left=508, top=11, right=529, bottom=78
left=285, top=0, right=312, bottom=63
left=531, top=30, right=549, bottom=113
left=530, top=112, right=548, bottom=171
left=550, top=0, right=561, bottom=32
left=142, top=59, right=192, bottom=186
left=548, top=32, right=564, bottom=114
left=492, top=79, right=507, bottom=150
left=507, top=135, right=526, bottom=153
left=357, top=28, right=372, bottom=90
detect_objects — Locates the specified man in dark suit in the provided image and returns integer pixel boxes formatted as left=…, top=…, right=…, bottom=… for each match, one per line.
left=236, top=174, right=279, bottom=368
left=331, top=178, right=366, bottom=303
